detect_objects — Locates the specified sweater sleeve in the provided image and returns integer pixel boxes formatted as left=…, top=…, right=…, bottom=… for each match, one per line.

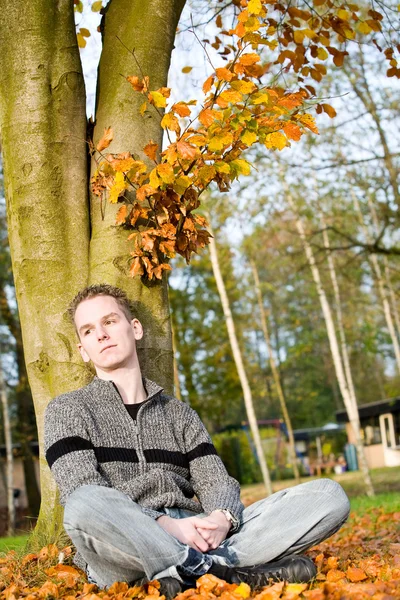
left=44, top=396, right=111, bottom=506
left=184, top=407, right=244, bottom=528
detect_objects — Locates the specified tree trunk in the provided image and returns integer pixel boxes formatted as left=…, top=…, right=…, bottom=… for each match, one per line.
left=353, top=193, right=400, bottom=373
left=0, top=286, right=41, bottom=517
left=208, top=224, right=272, bottom=495
left=172, top=323, right=182, bottom=401
left=250, top=259, right=300, bottom=483
left=89, top=0, right=185, bottom=392
left=0, top=0, right=91, bottom=541
left=286, top=194, right=374, bottom=496
left=0, top=365, right=15, bottom=536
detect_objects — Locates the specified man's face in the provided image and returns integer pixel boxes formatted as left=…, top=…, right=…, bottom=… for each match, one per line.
left=74, top=295, right=143, bottom=372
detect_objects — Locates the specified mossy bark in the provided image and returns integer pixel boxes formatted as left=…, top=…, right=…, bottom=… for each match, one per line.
left=0, top=0, right=185, bottom=541
left=90, top=0, right=186, bottom=392
left=0, top=0, right=91, bottom=540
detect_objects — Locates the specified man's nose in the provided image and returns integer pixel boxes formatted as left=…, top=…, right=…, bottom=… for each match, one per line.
left=96, top=326, right=109, bottom=341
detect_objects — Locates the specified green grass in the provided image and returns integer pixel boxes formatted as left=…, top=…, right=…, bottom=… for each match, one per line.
left=0, top=533, right=30, bottom=555
left=349, top=491, right=400, bottom=515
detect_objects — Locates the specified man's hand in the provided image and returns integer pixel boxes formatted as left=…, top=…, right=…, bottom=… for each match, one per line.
left=157, top=515, right=218, bottom=553
left=195, top=511, right=231, bottom=550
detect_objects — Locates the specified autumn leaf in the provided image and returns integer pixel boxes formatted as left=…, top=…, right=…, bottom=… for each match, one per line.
left=116, top=205, right=128, bottom=225
left=321, top=103, right=337, bottom=118
left=182, top=66, right=193, bottom=73
left=298, top=113, right=319, bottom=134
left=202, top=75, right=215, bottom=93
left=176, top=140, right=198, bottom=160
left=161, top=112, right=180, bottom=133
left=143, top=141, right=159, bottom=161
left=126, top=75, right=149, bottom=92
left=157, top=163, right=175, bottom=184
left=109, top=171, right=127, bottom=203
left=91, top=0, right=102, bottom=11
left=283, top=122, right=302, bottom=141
left=239, top=53, right=260, bottom=65
left=136, top=184, right=156, bottom=202
left=173, top=102, right=191, bottom=117
left=264, top=132, right=287, bottom=150
left=199, top=109, right=217, bottom=127
left=241, top=130, right=258, bottom=146
left=346, top=567, right=368, bottom=582
left=148, top=90, right=168, bottom=108
left=216, top=67, right=234, bottom=81
left=96, top=127, right=113, bottom=152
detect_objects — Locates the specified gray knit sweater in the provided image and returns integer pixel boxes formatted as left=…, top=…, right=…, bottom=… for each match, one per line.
left=44, top=377, right=243, bottom=525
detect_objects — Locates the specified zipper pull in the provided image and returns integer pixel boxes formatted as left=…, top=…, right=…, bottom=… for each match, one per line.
left=132, top=420, right=140, bottom=441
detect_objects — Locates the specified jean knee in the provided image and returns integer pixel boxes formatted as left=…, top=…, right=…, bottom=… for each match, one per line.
left=317, top=479, right=350, bottom=524
left=63, top=484, right=110, bottom=531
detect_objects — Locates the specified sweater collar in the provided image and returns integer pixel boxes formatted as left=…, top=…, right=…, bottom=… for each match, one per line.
left=91, top=376, right=163, bottom=402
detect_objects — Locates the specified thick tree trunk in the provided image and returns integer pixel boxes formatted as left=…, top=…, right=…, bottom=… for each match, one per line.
left=208, top=225, right=272, bottom=495
left=0, top=366, right=15, bottom=536
left=287, top=195, right=374, bottom=496
left=250, top=259, right=300, bottom=483
left=89, top=0, right=185, bottom=392
left=0, top=0, right=91, bottom=542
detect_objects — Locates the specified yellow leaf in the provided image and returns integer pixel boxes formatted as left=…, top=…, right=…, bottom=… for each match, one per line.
left=241, top=130, right=258, bottom=146
left=358, top=21, right=372, bottom=34
left=161, top=113, right=180, bottom=133
left=182, top=66, right=193, bottom=73
left=298, top=113, right=319, bottom=134
left=149, top=91, right=167, bottom=108
left=230, top=80, right=256, bottom=94
left=76, top=33, right=86, bottom=48
left=338, top=9, right=350, bottom=20
left=214, top=161, right=231, bottom=174
left=140, top=101, right=147, bottom=116
left=109, top=172, right=126, bottom=203
left=317, top=48, right=329, bottom=60
left=244, top=15, right=260, bottom=32
left=198, top=165, right=216, bottom=183
left=157, top=163, right=175, bottom=184
left=247, top=0, right=262, bottom=15
left=79, top=27, right=90, bottom=37
left=91, top=0, right=102, bottom=11
left=264, top=132, right=287, bottom=150
left=173, top=176, right=192, bottom=195
left=149, top=168, right=161, bottom=189
left=208, top=132, right=234, bottom=152
left=285, top=583, right=308, bottom=595
left=251, top=91, right=270, bottom=105
left=217, top=89, right=243, bottom=106
left=304, top=28, right=317, bottom=39
left=230, top=158, right=251, bottom=176
left=293, top=30, right=305, bottom=43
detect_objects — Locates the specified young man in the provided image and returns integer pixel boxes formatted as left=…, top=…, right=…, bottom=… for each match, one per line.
left=44, top=284, right=350, bottom=598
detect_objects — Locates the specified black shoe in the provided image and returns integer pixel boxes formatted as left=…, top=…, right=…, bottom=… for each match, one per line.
left=132, top=576, right=182, bottom=599
left=209, top=556, right=316, bottom=587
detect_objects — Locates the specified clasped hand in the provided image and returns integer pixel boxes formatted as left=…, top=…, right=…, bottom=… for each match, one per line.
left=157, top=511, right=231, bottom=552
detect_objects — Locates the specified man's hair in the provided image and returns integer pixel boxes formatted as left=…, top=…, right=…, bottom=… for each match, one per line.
left=68, top=284, right=133, bottom=324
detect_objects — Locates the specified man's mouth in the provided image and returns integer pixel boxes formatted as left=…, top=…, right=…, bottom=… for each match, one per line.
left=100, top=345, right=117, bottom=353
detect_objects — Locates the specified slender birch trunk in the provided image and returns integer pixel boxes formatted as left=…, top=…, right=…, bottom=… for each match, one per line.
left=208, top=225, right=272, bottom=495
left=320, top=214, right=357, bottom=405
left=353, top=194, right=400, bottom=373
left=367, top=197, right=400, bottom=341
left=286, top=194, right=374, bottom=496
left=250, top=259, right=300, bottom=483
left=0, top=364, right=15, bottom=536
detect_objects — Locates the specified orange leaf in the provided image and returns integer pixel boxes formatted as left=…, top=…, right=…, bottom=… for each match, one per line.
left=116, top=205, right=128, bottom=225
left=321, top=103, right=337, bottom=118
left=136, top=184, right=156, bottom=202
left=143, top=141, right=159, bottom=161
left=173, top=102, right=191, bottom=117
left=326, top=569, right=346, bottom=582
left=176, top=141, right=198, bottom=160
left=96, top=127, right=113, bottom=152
left=239, top=53, right=260, bottom=65
left=126, top=75, right=149, bottom=92
left=199, top=109, right=217, bottom=127
left=346, top=567, right=368, bottom=582
left=161, top=112, right=181, bottom=133
left=203, top=75, right=215, bottom=93
left=283, top=122, right=302, bottom=141
left=216, top=67, right=234, bottom=81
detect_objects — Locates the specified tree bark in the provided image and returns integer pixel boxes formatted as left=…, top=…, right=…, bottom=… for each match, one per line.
left=208, top=224, right=272, bottom=495
left=250, top=259, right=300, bottom=483
left=0, top=0, right=91, bottom=540
left=0, top=286, right=41, bottom=517
left=89, top=0, right=185, bottom=392
left=353, top=193, right=400, bottom=373
left=286, top=194, right=374, bottom=496
left=0, top=365, right=15, bottom=536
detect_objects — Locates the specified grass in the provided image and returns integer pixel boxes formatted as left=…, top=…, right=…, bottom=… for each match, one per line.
left=0, top=533, right=30, bottom=554
left=349, top=491, right=400, bottom=514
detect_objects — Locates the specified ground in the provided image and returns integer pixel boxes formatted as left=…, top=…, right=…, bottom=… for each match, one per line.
left=0, top=468, right=399, bottom=599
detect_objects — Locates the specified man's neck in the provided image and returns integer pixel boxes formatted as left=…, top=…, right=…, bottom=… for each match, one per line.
left=95, top=363, right=147, bottom=405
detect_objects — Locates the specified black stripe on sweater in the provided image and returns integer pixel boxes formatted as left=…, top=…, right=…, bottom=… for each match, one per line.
left=144, top=449, right=189, bottom=469
left=46, top=436, right=139, bottom=467
left=187, top=442, right=218, bottom=462
left=46, top=436, right=94, bottom=468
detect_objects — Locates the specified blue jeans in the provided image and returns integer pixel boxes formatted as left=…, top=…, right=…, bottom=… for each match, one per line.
left=63, top=478, right=350, bottom=588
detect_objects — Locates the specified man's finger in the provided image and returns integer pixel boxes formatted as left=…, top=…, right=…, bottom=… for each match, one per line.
left=192, top=518, right=218, bottom=529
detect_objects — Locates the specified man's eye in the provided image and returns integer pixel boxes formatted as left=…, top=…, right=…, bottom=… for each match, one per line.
left=105, top=319, right=115, bottom=325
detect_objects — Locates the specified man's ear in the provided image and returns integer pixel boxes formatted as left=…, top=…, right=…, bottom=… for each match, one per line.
left=78, top=343, right=91, bottom=363
left=131, top=318, right=144, bottom=340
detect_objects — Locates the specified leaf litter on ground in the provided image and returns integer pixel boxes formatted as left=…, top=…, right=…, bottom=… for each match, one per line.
left=1, top=506, right=399, bottom=600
